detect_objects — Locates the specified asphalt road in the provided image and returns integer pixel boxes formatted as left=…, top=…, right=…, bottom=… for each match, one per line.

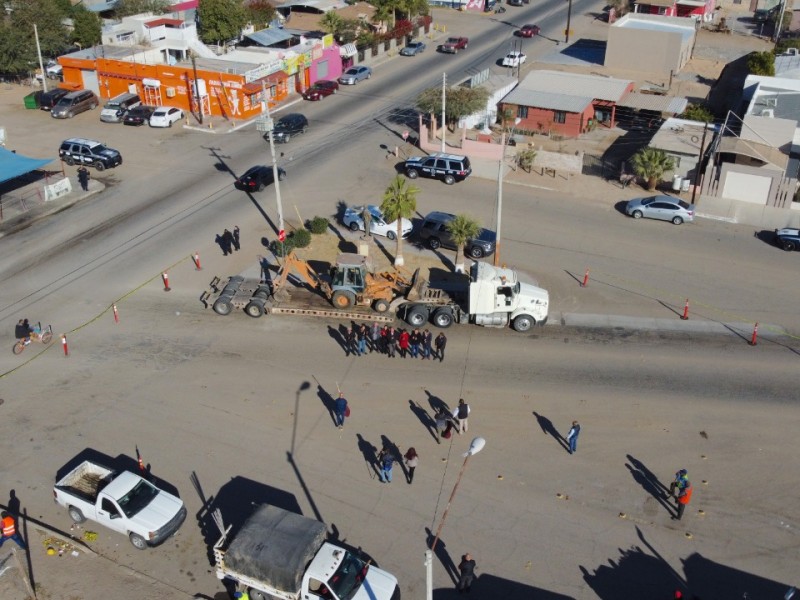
left=0, top=3, right=798, bottom=599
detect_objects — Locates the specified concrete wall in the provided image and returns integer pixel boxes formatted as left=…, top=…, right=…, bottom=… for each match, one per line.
left=500, top=104, right=591, bottom=138
left=698, top=195, right=800, bottom=228
left=606, top=27, right=689, bottom=76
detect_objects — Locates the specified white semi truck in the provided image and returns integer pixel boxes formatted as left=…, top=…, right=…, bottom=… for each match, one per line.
left=214, top=505, right=400, bottom=600
left=400, top=261, right=549, bottom=332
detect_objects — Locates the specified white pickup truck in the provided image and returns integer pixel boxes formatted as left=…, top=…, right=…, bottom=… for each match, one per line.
left=53, top=460, right=186, bottom=550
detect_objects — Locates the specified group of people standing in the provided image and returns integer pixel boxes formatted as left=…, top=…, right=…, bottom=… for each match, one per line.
left=215, top=226, right=241, bottom=256
left=344, top=323, right=447, bottom=361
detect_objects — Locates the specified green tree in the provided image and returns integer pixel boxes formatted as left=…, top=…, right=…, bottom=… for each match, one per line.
left=8, top=0, right=69, bottom=59
left=416, top=86, right=490, bottom=131
left=113, top=0, right=171, bottom=18
left=747, top=51, right=775, bottom=76
left=681, top=103, right=714, bottom=123
left=244, top=0, right=276, bottom=30
left=516, top=148, right=537, bottom=173
left=631, top=147, right=675, bottom=191
left=445, top=214, right=481, bottom=273
left=320, top=11, right=344, bottom=36
left=72, top=6, right=102, bottom=48
left=198, top=0, right=247, bottom=44
left=371, top=4, right=393, bottom=30
left=0, top=23, right=35, bottom=75
left=380, top=175, right=419, bottom=267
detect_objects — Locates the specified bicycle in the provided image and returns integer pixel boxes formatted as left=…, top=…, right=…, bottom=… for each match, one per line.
left=13, top=323, right=53, bottom=355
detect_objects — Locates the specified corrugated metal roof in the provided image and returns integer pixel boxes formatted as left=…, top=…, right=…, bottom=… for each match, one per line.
left=245, top=28, right=295, bottom=47
left=634, top=0, right=676, bottom=7
left=517, top=70, right=632, bottom=102
left=618, top=91, right=688, bottom=113
left=503, top=88, right=592, bottom=113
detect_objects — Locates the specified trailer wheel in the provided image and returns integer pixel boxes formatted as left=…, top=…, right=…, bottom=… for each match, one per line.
left=254, top=286, right=271, bottom=299
left=433, top=307, right=454, bottom=328
left=245, top=301, right=265, bottom=318
left=512, top=314, right=534, bottom=332
left=406, top=305, right=428, bottom=327
left=373, top=298, right=390, bottom=313
left=68, top=506, right=86, bottom=523
left=129, top=533, right=148, bottom=550
left=213, top=299, right=233, bottom=315
left=332, top=290, right=355, bottom=309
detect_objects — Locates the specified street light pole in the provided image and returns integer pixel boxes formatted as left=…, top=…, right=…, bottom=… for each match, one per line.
left=260, top=81, right=285, bottom=245
left=441, top=72, right=447, bottom=153
left=494, top=134, right=505, bottom=267
left=565, top=0, right=573, bottom=44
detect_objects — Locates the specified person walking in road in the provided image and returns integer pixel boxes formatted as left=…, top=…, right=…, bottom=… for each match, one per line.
left=674, top=480, right=693, bottom=520
left=221, top=229, right=234, bottom=256
left=386, top=327, right=397, bottom=358
left=404, top=447, right=419, bottom=484
left=422, top=329, right=433, bottom=359
left=435, top=332, right=447, bottom=362
left=77, top=166, right=90, bottom=191
left=357, top=324, right=368, bottom=356
left=370, top=322, right=381, bottom=353
left=0, top=511, right=26, bottom=549
left=232, top=226, right=241, bottom=251
left=409, top=328, right=421, bottom=358
left=453, top=399, right=470, bottom=435
left=457, top=553, right=477, bottom=594
left=669, top=469, right=689, bottom=497
left=378, top=445, right=395, bottom=483
left=399, top=329, right=410, bottom=358
left=566, top=420, right=581, bottom=454
left=334, top=393, right=348, bottom=429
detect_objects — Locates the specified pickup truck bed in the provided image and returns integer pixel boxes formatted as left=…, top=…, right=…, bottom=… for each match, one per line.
left=55, top=462, right=115, bottom=504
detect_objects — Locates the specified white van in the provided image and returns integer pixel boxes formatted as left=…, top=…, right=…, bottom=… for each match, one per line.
left=100, top=92, right=141, bottom=123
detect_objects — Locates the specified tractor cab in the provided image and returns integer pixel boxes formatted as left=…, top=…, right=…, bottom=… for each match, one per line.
left=330, top=253, right=370, bottom=294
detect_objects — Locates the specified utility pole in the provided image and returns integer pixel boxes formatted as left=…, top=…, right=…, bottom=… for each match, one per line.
left=259, top=82, right=286, bottom=246
left=494, top=133, right=505, bottom=267
left=34, top=24, right=48, bottom=94
left=565, top=0, right=573, bottom=44
left=441, top=72, right=446, bottom=153
left=191, top=55, right=202, bottom=125
left=691, top=122, right=709, bottom=205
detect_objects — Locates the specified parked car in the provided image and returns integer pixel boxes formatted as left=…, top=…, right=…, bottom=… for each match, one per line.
left=342, top=205, right=413, bottom=240
left=123, top=105, right=156, bottom=126
left=302, top=80, right=339, bottom=100
left=625, top=195, right=695, bottom=224
left=235, top=165, right=287, bottom=192
left=39, top=88, right=69, bottom=111
left=507, top=0, right=524, bottom=6
left=404, top=152, right=472, bottom=185
left=338, top=66, right=372, bottom=85
left=517, top=24, right=541, bottom=37
left=502, top=51, right=526, bottom=68
left=268, top=113, right=308, bottom=143
left=438, top=37, right=469, bottom=53
left=400, top=41, right=427, bottom=56
left=149, top=106, right=183, bottom=127
left=100, top=92, right=141, bottom=123
left=418, top=211, right=496, bottom=258
left=774, top=227, right=800, bottom=251
left=51, top=89, right=99, bottom=119
left=58, top=138, right=123, bottom=171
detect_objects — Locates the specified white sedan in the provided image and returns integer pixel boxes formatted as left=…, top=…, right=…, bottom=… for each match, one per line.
left=502, top=51, right=527, bottom=68
left=342, top=205, right=413, bottom=240
left=149, top=106, right=184, bottom=127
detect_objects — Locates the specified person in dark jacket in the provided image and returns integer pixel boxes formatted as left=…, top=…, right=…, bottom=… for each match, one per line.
left=357, top=324, right=368, bottom=356
left=232, top=225, right=241, bottom=251
left=378, top=445, right=395, bottom=483
left=386, top=327, right=397, bottom=358
left=422, top=329, right=433, bottom=359
left=334, top=393, right=348, bottom=429
left=457, top=553, right=477, bottom=593
left=409, top=328, right=421, bottom=358
left=435, top=332, right=447, bottom=362
left=14, top=319, right=32, bottom=342
left=77, top=166, right=90, bottom=191
left=221, top=229, right=234, bottom=255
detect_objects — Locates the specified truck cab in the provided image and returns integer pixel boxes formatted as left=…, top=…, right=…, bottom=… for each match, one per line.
left=469, top=262, right=548, bottom=331
left=302, top=543, right=400, bottom=600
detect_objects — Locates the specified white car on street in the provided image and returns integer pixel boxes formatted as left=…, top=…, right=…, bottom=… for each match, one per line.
left=342, top=205, right=413, bottom=240
left=502, top=51, right=527, bottom=68
left=149, top=106, right=184, bottom=127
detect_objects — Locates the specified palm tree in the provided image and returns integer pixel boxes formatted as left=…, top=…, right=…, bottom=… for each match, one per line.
left=380, top=175, right=418, bottom=267
left=631, top=147, right=675, bottom=191
left=371, top=4, right=392, bottom=32
left=320, top=11, right=343, bottom=37
left=445, top=214, right=481, bottom=273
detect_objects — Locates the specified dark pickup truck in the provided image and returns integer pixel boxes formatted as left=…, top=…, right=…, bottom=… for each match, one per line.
left=439, top=37, right=469, bottom=53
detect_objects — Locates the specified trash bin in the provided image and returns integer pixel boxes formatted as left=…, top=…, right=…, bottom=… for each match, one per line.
left=671, top=174, right=682, bottom=191
left=23, top=91, right=42, bottom=109
left=681, top=178, right=691, bottom=192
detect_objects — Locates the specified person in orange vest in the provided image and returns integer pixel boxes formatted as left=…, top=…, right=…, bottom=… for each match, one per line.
left=674, top=481, right=693, bottom=521
left=1, top=511, right=26, bottom=549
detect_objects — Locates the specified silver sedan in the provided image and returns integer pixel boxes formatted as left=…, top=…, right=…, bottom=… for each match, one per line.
left=625, top=195, right=695, bottom=225
left=338, top=65, right=372, bottom=85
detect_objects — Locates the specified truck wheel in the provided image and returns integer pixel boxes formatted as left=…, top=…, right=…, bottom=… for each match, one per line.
left=245, top=301, right=265, bottom=318
left=512, top=314, right=534, bottom=332
left=782, top=240, right=796, bottom=251
left=469, top=246, right=484, bottom=259
left=94, top=161, right=105, bottom=172
left=444, top=174, right=456, bottom=185
left=254, top=286, right=271, bottom=299
left=332, top=290, right=355, bottom=309
left=64, top=156, right=75, bottom=166
left=406, top=169, right=419, bottom=179
left=406, top=305, right=428, bottom=327
left=68, top=506, right=86, bottom=523
left=129, top=533, right=148, bottom=550
left=428, top=237, right=441, bottom=250
left=433, top=307, right=454, bottom=328
left=213, top=299, right=232, bottom=315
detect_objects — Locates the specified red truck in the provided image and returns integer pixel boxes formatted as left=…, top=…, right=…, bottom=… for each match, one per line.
left=438, top=37, right=469, bottom=53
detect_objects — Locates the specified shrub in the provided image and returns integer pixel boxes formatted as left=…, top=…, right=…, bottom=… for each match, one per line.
left=270, top=238, right=295, bottom=256
left=290, top=228, right=312, bottom=248
left=307, top=216, right=329, bottom=234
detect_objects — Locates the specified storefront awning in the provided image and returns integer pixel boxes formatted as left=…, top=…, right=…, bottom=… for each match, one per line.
left=242, top=71, right=289, bottom=95
left=0, top=147, right=53, bottom=184
left=339, top=43, right=358, bottom=58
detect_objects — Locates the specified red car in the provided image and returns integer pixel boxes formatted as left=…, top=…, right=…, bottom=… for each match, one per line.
left=302, top=80, right=339, bottom=101
left=517, top=24, right=541, bottom=37
left=438, top=37, right=469, bottom=53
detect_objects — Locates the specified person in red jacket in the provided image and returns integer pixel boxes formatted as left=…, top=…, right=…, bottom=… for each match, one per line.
left=0, top=512, right=26, bottom=549
left=398, top=329, right=410, bottom=358
left=674, top=481, right=693, bottom=521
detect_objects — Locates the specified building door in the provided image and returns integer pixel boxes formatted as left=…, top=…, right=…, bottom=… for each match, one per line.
left=81, top=69, right=100, bottom=95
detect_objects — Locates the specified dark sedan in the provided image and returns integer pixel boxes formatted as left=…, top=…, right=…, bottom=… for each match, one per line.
left=775, top=227, right=800, bottom=251
left=303, top=80, right=339, bottom=101
left=123, top=105, right=156, bottom=126
left=235, top=165, right=287, bottom=192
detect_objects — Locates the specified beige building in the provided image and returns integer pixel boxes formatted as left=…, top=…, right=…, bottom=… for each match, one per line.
left=605, top=14, right=697, bottom=77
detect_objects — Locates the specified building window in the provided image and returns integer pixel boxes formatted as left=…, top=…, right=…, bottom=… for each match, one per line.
left=317, top=59, right=328, bottom=78
left=553, top=111, right=566, bottom=124
left=517, top=105, right=528, bottom=119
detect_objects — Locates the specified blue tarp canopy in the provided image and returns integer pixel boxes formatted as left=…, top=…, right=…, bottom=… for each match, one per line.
left=0, top=147, right=54, bottom=185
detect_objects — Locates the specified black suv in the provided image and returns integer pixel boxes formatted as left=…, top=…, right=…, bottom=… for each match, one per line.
left=418, top=211, right=496, bottom=258
left=58, top=138, right=122, bottom=171
left=404, top=152, right=471, bottom=185
left=39, top=88, right=69, bottom=111
left=235, top=165, right=287, bottom=192
left=775, top=227, right=800, bottom=251
left=267, top=113, right=308, bottom=143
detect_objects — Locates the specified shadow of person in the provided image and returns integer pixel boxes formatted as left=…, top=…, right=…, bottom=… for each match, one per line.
left=328, top=325, right=347, bottom=354
left=7, top=489, right=20, bottom=517
left=380, top=435, right=406, bottom=480
left=409, top=399, right=438, bottom=443
left=425, top=389, right=450, bottom=413
left=356, top=433, right=379, bottom=479
left=627, top=454, right=668, bottom=493
left=533, top=411, right=569, bottom=451
left=625, top=455, right=675, bottom=516
left=426, top=527, right=459, bottom=584
left=316, top=384, right=337, bottom=426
